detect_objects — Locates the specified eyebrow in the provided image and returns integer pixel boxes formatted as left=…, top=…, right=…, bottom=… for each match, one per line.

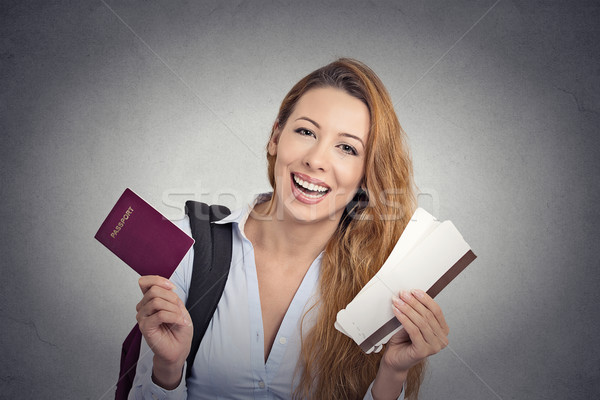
left=295, top=116, right=366, bottom=148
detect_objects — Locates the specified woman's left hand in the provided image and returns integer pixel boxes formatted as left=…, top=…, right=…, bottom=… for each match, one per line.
left=383, top=289, right=449, bottom=373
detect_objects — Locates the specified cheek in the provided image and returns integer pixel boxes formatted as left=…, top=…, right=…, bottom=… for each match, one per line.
left=339, top=161, right=364, bottom=186
left=273, top=150, right=291, bottom=172
left=273, top=137, right=303, bottom=172
left=272, top=151, right=295, bottom=185
left=334, top=164, right=364, bottom=200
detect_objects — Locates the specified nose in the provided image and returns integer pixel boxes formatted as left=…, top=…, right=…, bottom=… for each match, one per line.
left=302, top=142, right=330, bottom=172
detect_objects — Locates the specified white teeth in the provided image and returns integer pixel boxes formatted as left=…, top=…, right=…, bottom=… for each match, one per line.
left=303, top=191, right=325, bottom=199
left=293, top=174, right=329, bottom=194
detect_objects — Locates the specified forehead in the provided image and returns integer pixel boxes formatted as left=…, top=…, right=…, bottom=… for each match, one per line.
left=290, top=87, right=370, bottom=140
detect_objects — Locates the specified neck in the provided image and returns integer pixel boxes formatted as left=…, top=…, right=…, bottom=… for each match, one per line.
left=246, top=196, right=341, bottom=264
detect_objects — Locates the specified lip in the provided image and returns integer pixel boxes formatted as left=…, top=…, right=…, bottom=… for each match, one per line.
left=290, top=172, right=331, bottom=205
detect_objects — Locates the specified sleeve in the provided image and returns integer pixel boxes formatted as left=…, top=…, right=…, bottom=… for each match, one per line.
left=127, top=337, right=188, bottom=400
left=127, top=216, right=195, bottom=400
left=363, top=380, right=405, bottom=400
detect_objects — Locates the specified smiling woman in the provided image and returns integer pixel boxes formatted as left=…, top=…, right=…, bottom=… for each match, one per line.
left=130, top=59, right=448, bottom=400
left=267, top=87, right=369, bottom=222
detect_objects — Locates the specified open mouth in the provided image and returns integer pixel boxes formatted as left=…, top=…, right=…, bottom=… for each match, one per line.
left=292, top=173, right=331, bottom=199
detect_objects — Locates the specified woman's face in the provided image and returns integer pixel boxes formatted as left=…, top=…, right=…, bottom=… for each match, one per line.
left=268, top=87, right=370, bottom=224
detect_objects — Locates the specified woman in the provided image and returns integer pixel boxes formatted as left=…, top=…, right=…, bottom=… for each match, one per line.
left=131, top=58, right=449, bottom=399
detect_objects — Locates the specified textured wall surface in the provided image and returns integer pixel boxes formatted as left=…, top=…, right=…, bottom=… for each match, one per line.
left=1, top=1, right=599, bottom=399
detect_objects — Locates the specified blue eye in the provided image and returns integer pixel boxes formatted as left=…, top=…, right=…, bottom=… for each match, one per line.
left=339, top=144, right=358, bottom=156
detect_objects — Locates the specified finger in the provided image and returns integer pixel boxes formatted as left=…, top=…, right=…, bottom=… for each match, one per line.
left=139, top=297, right=183, bottom=319
left=393, top=301, right=447, bottom=362
left=137, top=296, right=191, bottom=326
left=400, top=290, right=449, bottom=339
left=409, top=289, right=449, bottom=336
left=400, top=291, right=439, bottom=330
left=137, top=285, right=182, bottom=312
left=394, top=292, right=439, bottom=345
left=139, top=275, right=174, bottom=294
left=395, top=293, right=446, bottom=350
left=394, top=304, right=448, bottom=358
left=392, top=296, right=426, bottom=348
left=138, top=308, right=192, bottom=333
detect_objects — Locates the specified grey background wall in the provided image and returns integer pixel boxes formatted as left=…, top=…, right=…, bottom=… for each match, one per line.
left=1, top=0, right=599, bottom=399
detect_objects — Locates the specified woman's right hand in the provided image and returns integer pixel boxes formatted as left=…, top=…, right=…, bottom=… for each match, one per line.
left=136, top=275, right=193, bottom=389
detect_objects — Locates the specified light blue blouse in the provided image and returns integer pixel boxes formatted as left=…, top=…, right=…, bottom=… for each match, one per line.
left=128, top=195, right=404, bottom=400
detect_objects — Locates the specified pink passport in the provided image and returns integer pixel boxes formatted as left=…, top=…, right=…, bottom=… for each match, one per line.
left=94, top=188, right=194, bottom=278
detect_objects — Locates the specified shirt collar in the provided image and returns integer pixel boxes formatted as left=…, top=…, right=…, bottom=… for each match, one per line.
left=213, top=192, right=273, bottom=234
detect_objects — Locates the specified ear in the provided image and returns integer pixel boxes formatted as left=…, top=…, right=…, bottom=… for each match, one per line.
left=268, top=120, right=280, bottom=156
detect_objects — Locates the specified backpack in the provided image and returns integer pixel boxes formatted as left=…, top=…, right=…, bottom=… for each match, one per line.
left=115, top=202, right=233, bottom=399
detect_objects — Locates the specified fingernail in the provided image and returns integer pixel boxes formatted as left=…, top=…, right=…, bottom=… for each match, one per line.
left=183, top=317, right=192, bottom=326
left=411, top=289, right=425, bottom=299
left=392, top=301, right=403, bottom=314
left=164, top=280, right=174, bottom=289
left=392, top=295, right=404, bottom=307
left=401, top=290, right=412, bottom=301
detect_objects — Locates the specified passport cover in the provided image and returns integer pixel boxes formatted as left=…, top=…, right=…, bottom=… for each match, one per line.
left=94, top=188, right=194, bottom=278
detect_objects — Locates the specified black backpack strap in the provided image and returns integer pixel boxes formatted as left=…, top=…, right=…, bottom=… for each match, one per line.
left=184, top=201, right=232, bottom=379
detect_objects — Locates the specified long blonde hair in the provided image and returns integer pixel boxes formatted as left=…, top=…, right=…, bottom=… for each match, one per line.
left=266, top=58, right=424, bottom=399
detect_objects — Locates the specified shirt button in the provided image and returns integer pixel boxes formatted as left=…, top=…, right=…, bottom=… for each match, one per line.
left=258, top=380, right=265, bottom=389
left=279, top=336, right=287, bottom=345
